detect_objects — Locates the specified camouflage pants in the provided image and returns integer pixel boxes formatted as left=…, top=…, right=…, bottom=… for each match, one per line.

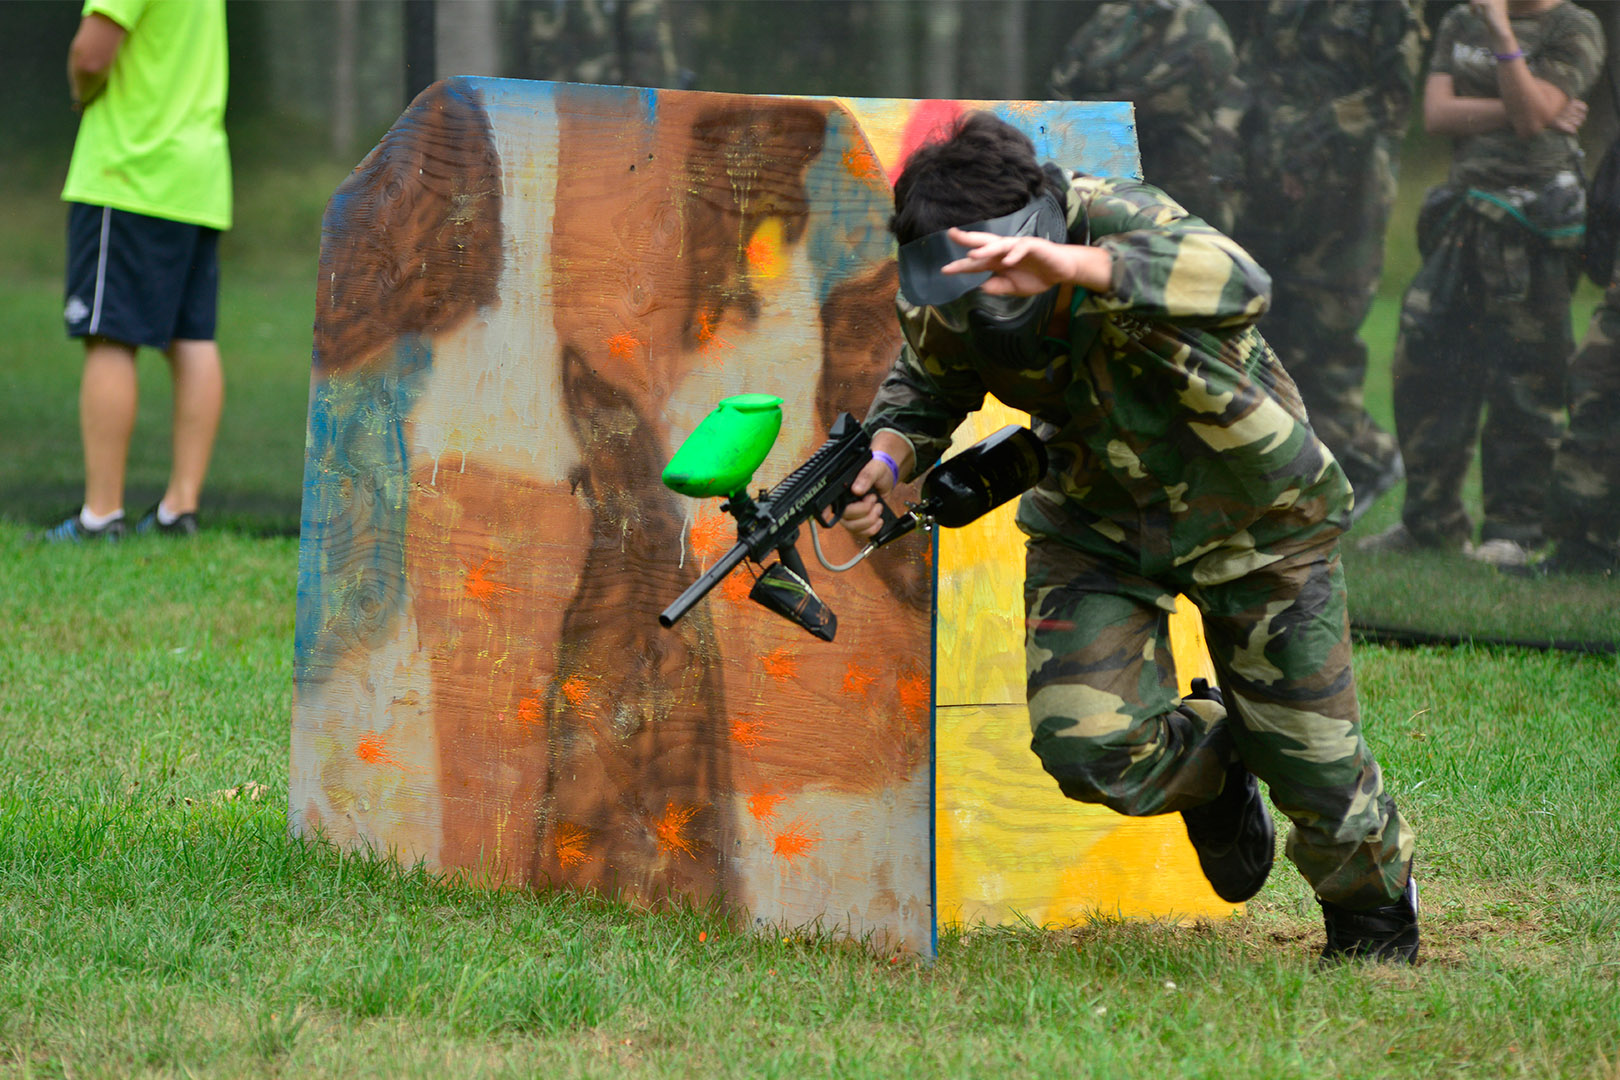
left=1023, top=534, right=1414, bottom=909
left=1392, top=211, right=1574, bottom=547
left=1549, top=292, right=1620, bottom=567
left=1238, top=177, right=1400, bottom=499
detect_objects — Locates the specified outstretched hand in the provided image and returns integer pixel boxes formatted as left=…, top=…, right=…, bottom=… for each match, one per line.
left=941, top=229, right=1082, bottom=296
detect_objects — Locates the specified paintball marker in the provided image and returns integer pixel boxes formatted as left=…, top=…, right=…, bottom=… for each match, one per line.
left=658, top=394, right=1047, bottom=642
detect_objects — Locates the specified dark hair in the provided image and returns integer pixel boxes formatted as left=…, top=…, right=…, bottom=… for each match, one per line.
left=890, top=112, right=1057, bottom=245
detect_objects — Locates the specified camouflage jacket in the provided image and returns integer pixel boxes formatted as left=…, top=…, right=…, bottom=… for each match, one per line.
left=1431, top=0, right=1604, bottom=194
left=1238, top=0, right=1425, bottom=186
left=1050, top=0, right=1241, bottom=226
left=866, top=174, right=1350, bottom=579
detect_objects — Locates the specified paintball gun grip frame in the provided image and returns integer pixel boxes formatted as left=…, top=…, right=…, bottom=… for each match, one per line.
left=658, top=412, right=896, bottom=631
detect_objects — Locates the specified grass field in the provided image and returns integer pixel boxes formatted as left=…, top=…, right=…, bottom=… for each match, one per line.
left=2, top=120, right=1617, bottom=1077
left=2, top=525, right=1617, bottom=1078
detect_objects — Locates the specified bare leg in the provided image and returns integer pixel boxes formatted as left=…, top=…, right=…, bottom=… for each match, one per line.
left=162, top=338, right=224, bottom=513
left=80, top=337, right=139, bottom=517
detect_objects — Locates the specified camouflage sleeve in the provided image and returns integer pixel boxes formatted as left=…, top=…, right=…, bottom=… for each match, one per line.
left=863, top=331, right=989, bottom=473
left=1429, top=6, right=1465, bottom=79
left=1532, top=5, right=1605, bottom=103
left=1079, top=178, right=1271, bottom=329
left=1288, top=1, right=1424, bottom=170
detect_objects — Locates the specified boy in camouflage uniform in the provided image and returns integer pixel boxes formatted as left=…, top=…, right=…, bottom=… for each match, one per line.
left=839, top=114, right=1419, bottom=963
left=1361, top=0, right=1603, bottom=565
left=1050, top=0, right=1243, bottom=233
left=1232, top=0, right=1426, bottom=523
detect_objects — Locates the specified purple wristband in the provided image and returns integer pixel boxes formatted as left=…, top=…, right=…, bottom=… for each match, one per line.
left=1495, top=48, right=1525, bottom=62
left=871, top=449, right=901, bottom=484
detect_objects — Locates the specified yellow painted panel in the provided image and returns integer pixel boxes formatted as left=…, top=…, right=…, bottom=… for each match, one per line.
left=933, top=402, right=1230, bottom=925
left=935, top=703, right=1237, bottom=926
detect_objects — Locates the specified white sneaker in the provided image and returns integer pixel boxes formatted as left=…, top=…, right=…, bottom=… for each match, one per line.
left=1468, top=538, right=1532, bottom=568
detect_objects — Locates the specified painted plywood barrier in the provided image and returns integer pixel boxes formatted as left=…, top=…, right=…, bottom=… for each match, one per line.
left=290, top=78, right=1228, bottom=956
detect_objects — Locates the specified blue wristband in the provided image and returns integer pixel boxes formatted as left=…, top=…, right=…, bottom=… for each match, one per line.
left=871, top=449, right=901, bottom=484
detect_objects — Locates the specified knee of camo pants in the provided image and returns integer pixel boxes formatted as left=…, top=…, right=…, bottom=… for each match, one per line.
left=1024, top=544, right=1233, bottom=816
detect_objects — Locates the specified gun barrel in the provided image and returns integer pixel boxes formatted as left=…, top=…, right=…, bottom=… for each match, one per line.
left=658, top=541, right=751, bottom=628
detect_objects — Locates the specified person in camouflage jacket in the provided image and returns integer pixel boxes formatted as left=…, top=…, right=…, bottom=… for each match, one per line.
left=1050, top=0, right=1243, bottom=233
left=1231, top=0, right=1426, bottom=523
left=840, top=113, right=1419, bottom=962
left=1361, top=0, right=1602, bottom=565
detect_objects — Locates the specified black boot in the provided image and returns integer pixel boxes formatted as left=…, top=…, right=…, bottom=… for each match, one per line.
left=1319, top=873, right=1420, bottom=964
left=1178, top=679, right=1275, bottom=904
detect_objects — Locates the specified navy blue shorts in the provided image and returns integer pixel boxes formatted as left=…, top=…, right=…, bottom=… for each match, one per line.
left=63, top=203, right=220, bottom=349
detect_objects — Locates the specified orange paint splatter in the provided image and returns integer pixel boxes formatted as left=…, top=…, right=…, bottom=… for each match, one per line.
left=554, top=822, right=590, bottom=868
left=761, top=646, right=798, bottom=681
left=694, top=308, right=732, bottom=354
left=842, top=142, right=883, bottom=184
left=355, top=730, right=406, bottom=769
left=747, top=788, right=786, bottom=822
left=607, top=331, right=643, bottom=360
left=690, top=511, right=732, bottom=562
left=842, top=662, right=877, bottom=697
left=719, top=567, right=753, bottom=606
left=463, top=555, right=516, bottom=613
left=655, top=802, right=702, bottom=859
left=515, top=694, right=543, bottom=727
left=897, top=671, right=930, bottom=725
left=745, top=232, right=775, bottom=270
left=773, top=821, right=820, bottom=860
left=731, top=714, right=770, bottom=750
left=699, top=931, right=708, bottom=943
left=560, top=676, right=590, bottom=709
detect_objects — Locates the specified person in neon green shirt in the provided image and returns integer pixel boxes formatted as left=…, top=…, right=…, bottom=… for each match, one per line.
left=46, top=0, right=232, bottom=542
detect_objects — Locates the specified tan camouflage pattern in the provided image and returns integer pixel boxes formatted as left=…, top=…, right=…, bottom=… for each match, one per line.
left=1391, top=3, right=1604, bottom=549
left=865, top=173, right=1415, bottom=907
left=1231, top=0, right=1425, bottom=502
left=1549, top=277, right=1620, bottom=569
left=1430, top=1, right=1604, bottom=192
left=1050, top=0, right=1242, bottom=232
left=512, top=0, right=678, bottom=87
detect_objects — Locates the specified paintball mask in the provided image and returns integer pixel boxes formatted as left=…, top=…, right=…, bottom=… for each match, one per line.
left=897, top=186, right=1070, bottom=365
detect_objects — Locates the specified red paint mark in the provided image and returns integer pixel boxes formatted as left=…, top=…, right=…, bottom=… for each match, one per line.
left=607, top=331, right=643, bottom=360
left=656, top=802, right=702, bottom=859
left=893, top=100, right=967, bottom=183
left=731, top=714, right=770, bottom=751
left=747, top=788, right=785, bottom=822
left=842, top=142, right=884, bottom=184
left=698, top=931, right=708, bottom=943
left=762, top=646, right=797, bottom=681
left=463, top=555, right=516, bottom=613
left=842, top=662, right=877, bottom=697
left=355, top=730, right=406, bottom=769
left=921, top=543, right=933, bottom=568
left=897, top=671, right=930, bottom=725
left=773, top=821, right=820, bottom=860
left=1026, top=618, right=1077, bottom=632
left=694, top=308, right=732, bottom=354
left=515, top=694, right=543, bottom=727
left=554, top=822, right=590, bottom=868
left=690, top=511, right=732, bottom=562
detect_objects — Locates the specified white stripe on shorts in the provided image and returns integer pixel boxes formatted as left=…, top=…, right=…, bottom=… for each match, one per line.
left=89, top=206, right=111, bottom=335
